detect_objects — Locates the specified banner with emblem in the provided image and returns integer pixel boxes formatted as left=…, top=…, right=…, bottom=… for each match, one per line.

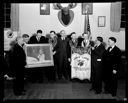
left=71, top=47, right=91, bottom=80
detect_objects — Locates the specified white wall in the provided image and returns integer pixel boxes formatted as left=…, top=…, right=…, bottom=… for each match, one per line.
left=19, top=3, right=125, bottom=50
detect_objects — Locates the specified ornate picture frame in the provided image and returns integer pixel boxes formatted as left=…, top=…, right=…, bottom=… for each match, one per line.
left=82, top=3, right=93, bottom=15
left=98, top=16, right=106, bottom=27
left=40, top=3, right=50, bottom=15
left=24, top=44, right=54, bottom=68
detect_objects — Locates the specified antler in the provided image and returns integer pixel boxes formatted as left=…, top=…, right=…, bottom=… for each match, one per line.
left=53, top=3, right=77, bottom=10
left=68, top=3, right=77, bottom=9
left=53, top=3, right=63, bottom=10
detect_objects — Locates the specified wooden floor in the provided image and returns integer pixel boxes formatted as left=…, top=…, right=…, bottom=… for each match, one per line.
left=4, top=78, right=125, bottom=100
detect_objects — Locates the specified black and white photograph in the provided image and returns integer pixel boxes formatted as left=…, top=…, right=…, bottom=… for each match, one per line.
left=3, top=2, right=127, bottom=102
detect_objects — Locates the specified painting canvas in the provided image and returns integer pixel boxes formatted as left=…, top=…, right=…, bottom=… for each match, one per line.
left=40, top=3, right=50, bottom=15
left=24, top=44, right=54, bottom=68
left=82, top=3, right=93, bottom=15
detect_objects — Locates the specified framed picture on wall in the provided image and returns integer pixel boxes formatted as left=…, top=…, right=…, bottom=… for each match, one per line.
left=82, top=3, right=93, bottom=15
left=40, top=3, right=50, bottom=15
left=24, top=44, right=54, bottom=68
left=98, top=16, right=106, bottom=27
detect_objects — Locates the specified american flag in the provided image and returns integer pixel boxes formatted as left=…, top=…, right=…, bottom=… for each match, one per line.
left=84, top=14, right=91, bottom=37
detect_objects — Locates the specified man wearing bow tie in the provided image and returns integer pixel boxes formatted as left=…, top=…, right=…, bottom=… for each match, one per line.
left=103, top=37, right=121, bottom=97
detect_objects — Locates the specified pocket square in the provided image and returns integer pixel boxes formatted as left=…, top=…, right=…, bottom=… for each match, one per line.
left=97, top=59, right=101, bottom=61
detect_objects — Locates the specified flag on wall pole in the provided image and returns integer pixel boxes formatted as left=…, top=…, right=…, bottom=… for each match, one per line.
left=84, top=14, right=91, bottom=38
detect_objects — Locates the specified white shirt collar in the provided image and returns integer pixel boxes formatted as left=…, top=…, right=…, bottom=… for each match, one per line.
left=111, top=45, right=115, bottom=49
left=18, top=43, right=22, bottom=47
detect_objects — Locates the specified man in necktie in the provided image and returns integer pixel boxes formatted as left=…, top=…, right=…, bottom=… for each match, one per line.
left=28, top=30, right=48, bottom=83
left=54, top=30, right=70, bottom=80
left=103, top=37, right=121, bottom=97
left=90, top=36, right=105, bottom=94
left=29, top=30, right=47, bottom=44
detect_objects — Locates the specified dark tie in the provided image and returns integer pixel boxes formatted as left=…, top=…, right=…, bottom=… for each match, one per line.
left=22, top=43, right=24, bottom=47
left=95, top=46, right=97, bottom=49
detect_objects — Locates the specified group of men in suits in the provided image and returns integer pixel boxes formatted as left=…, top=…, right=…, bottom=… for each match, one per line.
left=91, top=36, right=121, bottom=97
left=21, top=29, right=71, bottom=82
left=4, top=29, right=122, bottom=98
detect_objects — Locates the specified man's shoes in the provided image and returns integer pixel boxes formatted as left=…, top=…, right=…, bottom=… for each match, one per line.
left=89, top=88, right=94, bottom=91
left=95, top=92, right=101, bottom=94
left=58, top=77, right=62, bottom=80
left=63, top=76, right=69, bottom=80
left=103, top=91, right=110, bottom=94
left=38, top=80, right=43, bottom=83
left=22, top=89, right=26, bottom=93
left=21, top=92, right=26, bottom=95
left=111, top=94, right=116, bottom=97
left=14, top=92, right=26, bottom=96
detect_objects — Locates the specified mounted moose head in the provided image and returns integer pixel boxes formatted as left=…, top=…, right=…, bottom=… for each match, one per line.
left=53, top=3, right=77, bottom=27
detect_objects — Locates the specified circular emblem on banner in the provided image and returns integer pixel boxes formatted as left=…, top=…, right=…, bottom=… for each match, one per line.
left=72, top=53, right=90, bottom=71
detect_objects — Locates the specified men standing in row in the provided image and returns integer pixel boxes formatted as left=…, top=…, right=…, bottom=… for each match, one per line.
left=103, top=37, right=121, bottom=97
left=91, top=36, right=105, bottom=94
left=54, top=30, right=70, bottom=80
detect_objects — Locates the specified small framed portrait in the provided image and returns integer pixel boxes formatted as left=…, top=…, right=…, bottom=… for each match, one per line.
left=98, top=16, right=106, bottom=27
left=82, top=3, right=93, bottom=15
left=40, top=3, right=50, bottom=15
left=24, top=44, right=54, bottom=68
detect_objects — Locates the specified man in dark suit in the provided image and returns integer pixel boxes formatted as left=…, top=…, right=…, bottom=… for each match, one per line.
left=9, top=36, right=26, bottom=96
left=103, top=37, right=121, bottom=97
left=91, top=36, right=105, bottom=94
left=28, top=30, right=48, bottom=83
left=54, top=30, right=70, bottom=80
left=29, top=30, right=47, bottom=44
left=45, top=30, right=57, bottom=82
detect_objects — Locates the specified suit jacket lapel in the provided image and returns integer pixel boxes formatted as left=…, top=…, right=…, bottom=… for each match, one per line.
left=110, top=46, right=116, bottom=52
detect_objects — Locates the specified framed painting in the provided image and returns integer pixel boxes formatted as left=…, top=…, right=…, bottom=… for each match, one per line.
left=98, top=16, right=106, bottom=27
left=40, top=3, right=50, bottom=15
left=82, top=3, right=93, bottom=15
left=24, top=44, right=54, bottom=68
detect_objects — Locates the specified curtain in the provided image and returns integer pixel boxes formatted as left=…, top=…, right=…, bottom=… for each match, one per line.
left=10, top=3, right=19, bottom=31
left=110, top=2, right=122, bottom=32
